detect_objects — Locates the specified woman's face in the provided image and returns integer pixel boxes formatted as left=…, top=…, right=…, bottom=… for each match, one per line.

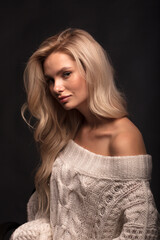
left=43, top=52, right=88, bottom=111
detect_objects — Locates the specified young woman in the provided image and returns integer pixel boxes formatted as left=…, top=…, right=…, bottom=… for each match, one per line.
left=11, top=28, right=159, bottom=239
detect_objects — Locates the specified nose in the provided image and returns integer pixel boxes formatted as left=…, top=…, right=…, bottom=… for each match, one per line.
left=53, top=79, right=65, bottom=94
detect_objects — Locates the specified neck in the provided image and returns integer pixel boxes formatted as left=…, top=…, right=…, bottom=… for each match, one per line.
left=76, top=104, right=112, bottom=129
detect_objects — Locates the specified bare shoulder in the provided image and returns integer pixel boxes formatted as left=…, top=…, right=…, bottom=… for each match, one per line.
left=110, top=117, right=147, bottom=156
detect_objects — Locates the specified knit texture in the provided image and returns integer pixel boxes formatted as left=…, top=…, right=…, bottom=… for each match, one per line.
left=11, top=139, right=160, bottom=239
left=10, top=218, right=52, bottom=240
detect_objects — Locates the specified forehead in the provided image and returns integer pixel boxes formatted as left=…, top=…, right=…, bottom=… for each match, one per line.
left=43, top=52, right=75, bottom=74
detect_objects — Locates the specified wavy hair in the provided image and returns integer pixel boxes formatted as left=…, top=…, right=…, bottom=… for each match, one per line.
left=22, top=28, right=128, bottom=213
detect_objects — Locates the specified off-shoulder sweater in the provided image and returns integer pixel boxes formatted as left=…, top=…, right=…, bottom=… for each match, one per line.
left=11, top=139, right=160, bottom=240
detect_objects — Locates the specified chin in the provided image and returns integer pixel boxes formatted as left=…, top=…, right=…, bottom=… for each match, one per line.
left=62, top=103, right=75, bottom=110
left=61, top=101, right=84, bottom=111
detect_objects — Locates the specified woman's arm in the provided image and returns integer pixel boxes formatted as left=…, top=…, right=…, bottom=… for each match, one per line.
left=9, top=190, right=53, bottom=240
left=27, top=190, right=39, bottom=221
left=110, top=127, right=160, bottom=239
left=112, top=180, right=160, bottom=239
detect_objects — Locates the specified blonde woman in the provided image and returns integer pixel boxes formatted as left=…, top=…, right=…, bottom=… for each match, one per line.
left=10, top=28, right=159, bottom=239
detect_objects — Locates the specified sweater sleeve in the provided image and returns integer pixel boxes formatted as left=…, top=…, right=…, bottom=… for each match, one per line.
left=27, top=191, right=39, bottom=221
left=9, top=191, right=53, bottom=240
left=10, top=218, right=52, bottom=240
left=113, top=180, right=160, bottom=240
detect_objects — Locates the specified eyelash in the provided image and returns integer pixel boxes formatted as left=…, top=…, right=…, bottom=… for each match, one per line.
left=46, top=71, right=71, bottom=84
left=63, top=71, right=71, bottom=78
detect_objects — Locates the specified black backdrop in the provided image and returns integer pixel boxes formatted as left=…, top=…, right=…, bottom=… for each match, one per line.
left=0, top=0, right=159, bottom=224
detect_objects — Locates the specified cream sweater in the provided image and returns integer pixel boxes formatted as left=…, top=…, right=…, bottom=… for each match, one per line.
left=11, top=139, right=160, bottom=240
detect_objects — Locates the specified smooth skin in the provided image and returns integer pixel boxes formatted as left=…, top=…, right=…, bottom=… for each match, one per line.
left=43, top=52, right=147, bottom=157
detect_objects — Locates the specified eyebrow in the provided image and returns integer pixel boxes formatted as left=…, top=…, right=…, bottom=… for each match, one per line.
left=44, top=67, right=72, bottom=78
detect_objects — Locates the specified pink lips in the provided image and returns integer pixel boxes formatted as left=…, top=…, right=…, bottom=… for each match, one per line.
left=58, top=95, right=71, bottom=103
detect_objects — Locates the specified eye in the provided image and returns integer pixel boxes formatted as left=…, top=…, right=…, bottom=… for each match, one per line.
left=46, top=77, right=54, bottom=85
left=63, top=71, right=71, bottom=78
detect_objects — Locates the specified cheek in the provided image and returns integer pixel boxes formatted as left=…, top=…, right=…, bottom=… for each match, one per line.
left=72, top=76, right=87, bottom=92
left=76, top=81, right=88, bottom=100
left=79, top=79, right=88, bottom=95
left=49, top=84, right=56, bottom=97
left=49, top=84, right=53, bottom=94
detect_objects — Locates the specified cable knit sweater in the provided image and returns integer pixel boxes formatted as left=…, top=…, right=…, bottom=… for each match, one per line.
left=11, top=139, right=160, bottom=240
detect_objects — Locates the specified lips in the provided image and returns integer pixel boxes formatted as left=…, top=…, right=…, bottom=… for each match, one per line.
left=58, top=95, right=71, bottom=103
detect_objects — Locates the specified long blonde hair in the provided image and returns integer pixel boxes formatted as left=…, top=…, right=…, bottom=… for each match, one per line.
left=22, top=28, right=128, bottom=213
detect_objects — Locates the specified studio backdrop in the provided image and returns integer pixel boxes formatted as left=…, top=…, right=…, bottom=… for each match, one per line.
left=0, top=0, right=159, bottom=224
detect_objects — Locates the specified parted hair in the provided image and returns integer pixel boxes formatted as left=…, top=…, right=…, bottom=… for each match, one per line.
left=22, top=28, right=128, bottom=213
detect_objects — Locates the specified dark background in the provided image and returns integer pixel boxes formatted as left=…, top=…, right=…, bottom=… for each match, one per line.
left=0, top=0, right=159, bottom=224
